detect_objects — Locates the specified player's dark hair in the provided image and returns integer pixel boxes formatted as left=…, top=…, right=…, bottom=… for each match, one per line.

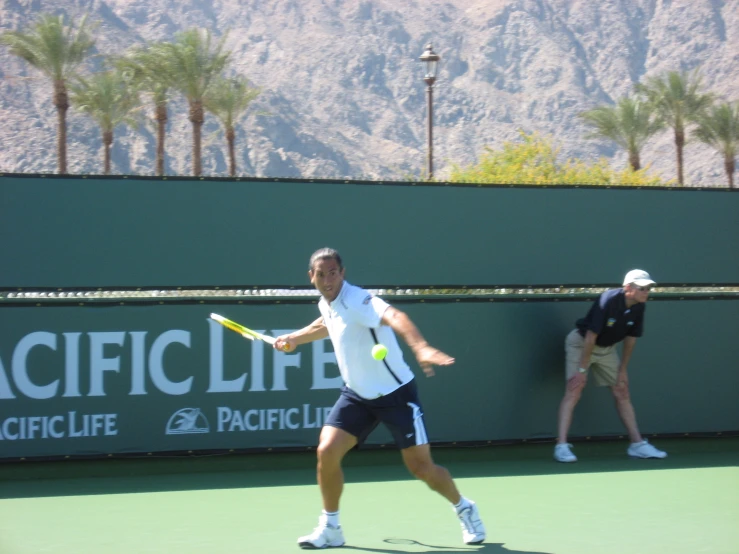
left=309, top=248, right=343, bottom=271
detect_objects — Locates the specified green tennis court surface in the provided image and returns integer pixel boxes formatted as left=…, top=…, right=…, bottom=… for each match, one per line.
left=1, top=438, right=737, bottom=554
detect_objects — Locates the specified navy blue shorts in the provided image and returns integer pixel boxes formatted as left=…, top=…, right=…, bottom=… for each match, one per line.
left=324, top=379, right=428, bottom=449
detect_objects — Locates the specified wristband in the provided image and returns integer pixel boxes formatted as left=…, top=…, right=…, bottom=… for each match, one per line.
left=578, top=367, right=587, bottom=374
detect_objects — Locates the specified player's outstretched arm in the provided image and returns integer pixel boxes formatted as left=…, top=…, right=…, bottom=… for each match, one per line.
left=274, top=317, right=328, bottom=352
left=381, top=307, right=455, bottom=377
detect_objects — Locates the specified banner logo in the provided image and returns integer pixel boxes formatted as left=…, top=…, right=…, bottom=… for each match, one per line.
left=165, top=408, right=210, bottom=435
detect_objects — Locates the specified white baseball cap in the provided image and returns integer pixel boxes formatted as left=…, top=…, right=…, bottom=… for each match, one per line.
left=623, top=269, right=656, bottom=287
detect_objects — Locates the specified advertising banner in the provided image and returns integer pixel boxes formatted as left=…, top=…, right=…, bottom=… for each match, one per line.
left=1, top=300, right=738, bottom=459
left=0, top=304, right=340, bottom=458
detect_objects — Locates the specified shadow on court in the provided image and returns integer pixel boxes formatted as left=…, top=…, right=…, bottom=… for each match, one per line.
left=1, top=437, right=736, bottom=500
left=341, top=538, right=551, bottom=553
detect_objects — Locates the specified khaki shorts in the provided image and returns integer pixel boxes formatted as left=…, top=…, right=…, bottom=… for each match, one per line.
left=565, top=329, right=620, bottom=387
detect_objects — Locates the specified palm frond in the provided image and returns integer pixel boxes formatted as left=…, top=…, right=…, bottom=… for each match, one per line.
left=1, top=14, right=94, bottom=81
left=694, top=102, right=739, bottom=160
left=157, top=28, right=231, bottom=101
left=204, top=76, right=260, bottom=128
left=113, top=43, right=177, bottom=103
left=636, top=68, right=713, bottom=129
left=580, top=96, right=662, bottom=157
left=70, top=69, right=142, bottom=132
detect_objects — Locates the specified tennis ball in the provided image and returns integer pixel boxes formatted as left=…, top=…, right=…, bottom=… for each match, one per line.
left=371, top=344, right=388, bottom=360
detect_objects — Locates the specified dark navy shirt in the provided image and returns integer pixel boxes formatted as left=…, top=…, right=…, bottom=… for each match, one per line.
left=576, top=289, right=645, bottom=347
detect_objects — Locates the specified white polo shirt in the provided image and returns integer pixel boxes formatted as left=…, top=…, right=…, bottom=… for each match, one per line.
left=318, top=281, right=414, bottom=399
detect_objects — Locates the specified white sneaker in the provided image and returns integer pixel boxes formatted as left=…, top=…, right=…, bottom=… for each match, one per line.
left=297, top=515, right=345, bottom=549
left=456, top=501, right=486, bottom=545
left=627, top=440, right=667, bottom=459
left=554, top=443, right=577, bottom=463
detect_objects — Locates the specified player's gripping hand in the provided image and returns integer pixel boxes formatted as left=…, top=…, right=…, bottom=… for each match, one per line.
left=414, top=345, right=455, bottom=377
left=274, top=335, right=297, bottom=352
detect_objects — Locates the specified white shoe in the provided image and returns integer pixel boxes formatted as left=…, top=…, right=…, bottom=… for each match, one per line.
left=554, top=443, right=577, bottom=463
left=627, top=440, right=667, bottom=459
left=456, top=501, right=486, bottom=545
left=297, top=515, right=345, bottom=549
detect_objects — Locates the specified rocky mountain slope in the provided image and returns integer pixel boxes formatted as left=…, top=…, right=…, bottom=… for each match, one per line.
left=1, top=0, right=737, bottom=185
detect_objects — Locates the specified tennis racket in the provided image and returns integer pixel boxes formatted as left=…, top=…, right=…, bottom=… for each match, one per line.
left=210, top=313, right=277, bottom=345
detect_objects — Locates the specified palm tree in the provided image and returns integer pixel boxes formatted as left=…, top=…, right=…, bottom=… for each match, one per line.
left=580, top=96, right=663, bottom=171
left=1, top=14, right=95, bottom=174
left=157, top=29, right=230, bottom=176
left=70, top=70, right=141, bottom=174
left=114, top=45, right=175, bottom=176
left=204, top=76, right=260, bottom=176
left=636, top=69, right=713, bottom=185
left=694, top=102, right=739, bottom=188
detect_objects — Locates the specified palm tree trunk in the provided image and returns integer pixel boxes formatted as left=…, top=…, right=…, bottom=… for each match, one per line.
left=190, top=100, right=204, bottom=177
left=726, top=156, right=736, bottom=189
left=675, top=127, right=685, bottom=186
left=103, top=130, right=113, bottom=175
left=628, top=149, right=641, bottom=171
left=227, top=127, right=236, bottom=177
left=155, top=101, right=168, bottom=176
left=53, top=80, right=69, bottom=174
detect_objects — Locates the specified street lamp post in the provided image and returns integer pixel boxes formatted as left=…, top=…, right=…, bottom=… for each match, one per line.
left=419, top=43, right=440, bottom=179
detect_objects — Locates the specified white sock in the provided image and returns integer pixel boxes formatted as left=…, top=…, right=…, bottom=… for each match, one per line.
left=322, top=510, right=340, bottom=527
left=453, top=497, right=471, bottom=513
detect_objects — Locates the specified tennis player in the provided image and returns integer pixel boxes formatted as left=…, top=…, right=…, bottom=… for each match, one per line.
left=554, top=269, right=668, bottom=462
left=274, top=247, right=486, bottom=549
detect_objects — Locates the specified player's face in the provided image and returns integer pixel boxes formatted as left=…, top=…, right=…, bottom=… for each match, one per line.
left=309, top=258, right=345, bottom=302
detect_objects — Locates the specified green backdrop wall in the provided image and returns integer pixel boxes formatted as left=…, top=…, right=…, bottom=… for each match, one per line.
left=1, top=175, right=738, bottom=289
left=2, top=175, right=737, bottom=460
left=1, top=300, right=737, bottom=459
